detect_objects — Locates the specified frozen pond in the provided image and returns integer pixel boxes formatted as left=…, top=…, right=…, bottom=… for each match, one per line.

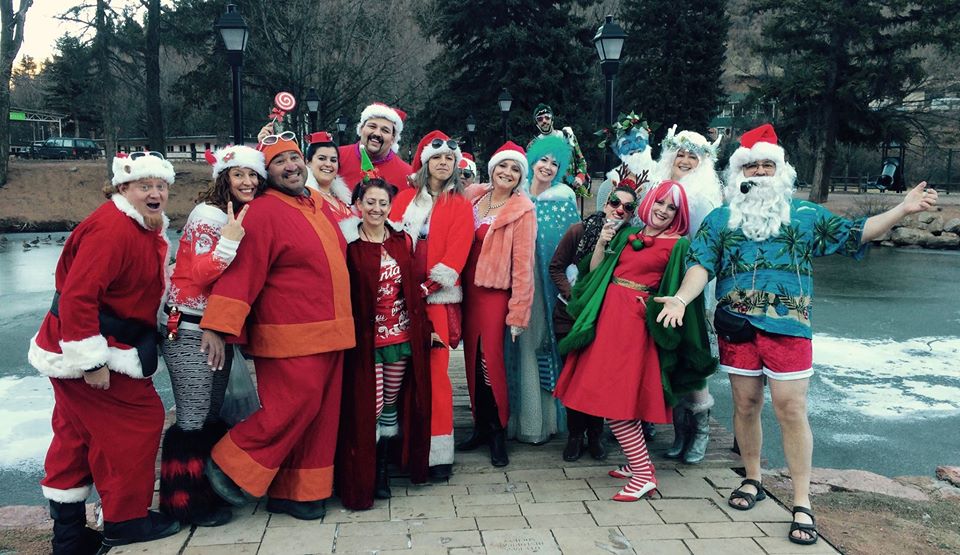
left=0, top=232, right=958, bottom=506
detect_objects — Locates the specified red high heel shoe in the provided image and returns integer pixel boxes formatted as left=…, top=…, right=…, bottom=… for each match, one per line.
left=612, top=481, right=659, bottom=502
left=607, top=465, right=632, bottom=479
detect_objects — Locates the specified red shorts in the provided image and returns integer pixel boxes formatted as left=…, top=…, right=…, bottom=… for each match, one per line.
left=718, top=329, right=813, bottom=381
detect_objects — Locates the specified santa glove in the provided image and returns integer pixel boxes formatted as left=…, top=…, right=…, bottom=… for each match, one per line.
left=420, top=279, right=442, bottom=298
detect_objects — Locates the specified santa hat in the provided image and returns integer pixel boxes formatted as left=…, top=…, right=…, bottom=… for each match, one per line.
left=111, top=152, right=175, bottom=186
left=356, top=102, right=406, bottom=153
left=257, top=135, right=303, bottom=166
left=728, top=123, right=787, bottom=171
left=205, top=145, right=266, bottom=179
left=487, top=141, right=528, bottom=184
left=458, top=153, right=477, bottom=174
left=411, top=130, right=462, bottom=173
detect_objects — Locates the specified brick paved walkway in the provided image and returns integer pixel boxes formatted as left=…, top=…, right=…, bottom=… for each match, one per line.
left=117, top=349, right=838, bottom=554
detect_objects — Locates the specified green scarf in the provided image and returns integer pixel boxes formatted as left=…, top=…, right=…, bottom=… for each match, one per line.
left=558, top=227, right=717, bottom=407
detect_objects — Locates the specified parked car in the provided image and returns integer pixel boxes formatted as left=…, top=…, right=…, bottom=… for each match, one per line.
left=34, top=137, right=103, bottom=160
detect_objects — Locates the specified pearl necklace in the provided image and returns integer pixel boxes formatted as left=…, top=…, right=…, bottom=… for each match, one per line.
left=481, top=191, right=509, bottom=218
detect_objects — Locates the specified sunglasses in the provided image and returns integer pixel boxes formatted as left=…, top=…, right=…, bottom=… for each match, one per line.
left=461, top=169, right=474, bottom=179
left=607, top=197, right=637, bottom=213
left=536, top=114, right=552, bottom=122
left=430, top=138, right=459, bottom=150
left=260, top=131, right=297, bottom=146
left=129, top=150, right=165, bottom=160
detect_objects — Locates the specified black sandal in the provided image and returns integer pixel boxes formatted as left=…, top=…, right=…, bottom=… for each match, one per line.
left=789, top=506, right=818, bottom=545
left=727, top=478, right=766, bottom=511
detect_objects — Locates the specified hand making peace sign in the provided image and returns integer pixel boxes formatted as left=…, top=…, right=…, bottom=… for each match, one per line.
left=220, top=201, right=249, bottom=242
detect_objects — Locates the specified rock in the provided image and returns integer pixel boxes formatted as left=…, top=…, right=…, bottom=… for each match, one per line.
left=0, top=505, right=52, bottom=529
left=944, top=218, right=960, bottom=234
left=926, top=215, right=944, bottom=235
left=917, top=212, right=937, bottom=224
left=890, top=227, right=933, bottom=246
left=778, top=467, right=930, bottom=501
left=921, top=232, right=960, bottom=249
left=936, top=465, right=960, bottom=487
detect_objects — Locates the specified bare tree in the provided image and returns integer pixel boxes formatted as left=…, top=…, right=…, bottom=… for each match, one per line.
left=0, top=0, right=33, bottom=187
left=94, top=0, right=117, bottom=174
left=143, top=0, right=164, bottom=153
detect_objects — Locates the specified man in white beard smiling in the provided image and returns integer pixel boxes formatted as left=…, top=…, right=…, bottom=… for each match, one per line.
left=655, top=123, right=938, bottom=546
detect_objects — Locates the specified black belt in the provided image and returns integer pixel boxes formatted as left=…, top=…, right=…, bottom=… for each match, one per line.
left=163, top=304, right=203, bottom=325
left=50, top=291, right=160, bottom=377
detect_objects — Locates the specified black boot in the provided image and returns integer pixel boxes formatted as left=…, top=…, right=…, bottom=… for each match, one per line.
left=456, top=426, right=487, bottom=452
left=488, top=426, right=509, bottom=467
left=479, top=380, right=508, bottom=467
left=458, top=378, right=489, bottom=452
left=585, top=418, right=608, bottom=462
left=562, top=434, right=584, bottom=462
left=265, top=498, right=326, bottom=521
left=664, top=405, right=688, bottom=459
left=50, top=501, right=102, bottom=555
left=374, top=439, right=392, bottom=499
left=102, top=511, right=181, bottom=547
left=160, top=422, right=233, bottom=527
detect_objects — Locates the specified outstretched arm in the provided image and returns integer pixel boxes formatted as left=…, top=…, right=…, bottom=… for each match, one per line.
left=653, top=264, right=710, bottom=328
left=861, top=181, right=938, bottom=244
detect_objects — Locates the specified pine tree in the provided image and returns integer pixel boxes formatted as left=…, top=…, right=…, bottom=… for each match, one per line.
left=617, top=0, right=729, bottom=152
left=416, top=0, right=600, bottom=166
left=748, top=0, right=960, bottom=202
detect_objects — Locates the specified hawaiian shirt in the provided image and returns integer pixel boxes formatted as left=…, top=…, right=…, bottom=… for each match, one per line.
left=687, top=199, right=868, bottom=339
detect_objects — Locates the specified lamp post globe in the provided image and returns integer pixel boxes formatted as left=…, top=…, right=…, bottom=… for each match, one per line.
left=336, top=114, right=348, bottom=145
left=466, top=114, right=477, bottom=155
left=305, top=87, right=320, bottom=132
left=498, top=89, right=512, bottom=142
left=594, top=14, right=626, bottom=127
left=215, top=3, right=249, bottom=145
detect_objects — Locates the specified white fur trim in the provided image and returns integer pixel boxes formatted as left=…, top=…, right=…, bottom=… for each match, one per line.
left=420, top=141, right=462, bottom=168
left=487, top=150, right=529, bottom=184
left=112, top=154, right=175, bottom=186
left=429, top=433, right=454, bottom=466
left=306, top=174, right=354, bottom=208
left=727, top=141, right=787, bottom=174
left=399, top=189, right=434, bottom=249
left=211, top=145, right=266, bottom=179
left=379, top=422, right=400, bottom=438
left=59, top=335, right=110, bottom=373
left=356, top=103, right=404, bottom=153
left=42, top=484, right=92, bottom=503
left=429, top=263, right=459, bottom=288
left=29, top=334, right=148, bottom=379
left=426, top=285, right=462, bottom=305
left=339, top=216, right=362, bottom=244
left=686, top=392, right=715, bottom=414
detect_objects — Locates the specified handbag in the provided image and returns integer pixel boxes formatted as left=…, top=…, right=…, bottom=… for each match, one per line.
left=713, top=307, right=755, bottom=344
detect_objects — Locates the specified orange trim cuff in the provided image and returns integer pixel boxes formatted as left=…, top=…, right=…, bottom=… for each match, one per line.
left=211, top=431, right=277, bottom=497
left=201, top=296, right=252, bottom=337
left=267, top=466, right=334, bottom=501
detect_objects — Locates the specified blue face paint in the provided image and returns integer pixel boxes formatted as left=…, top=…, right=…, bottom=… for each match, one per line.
left=613, top=127, right=649, bottom=158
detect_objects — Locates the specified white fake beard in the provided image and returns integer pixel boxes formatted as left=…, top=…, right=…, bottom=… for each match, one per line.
left=726, top=172, right=793, bottom=242
left=622, top=149, right=654, bottom=176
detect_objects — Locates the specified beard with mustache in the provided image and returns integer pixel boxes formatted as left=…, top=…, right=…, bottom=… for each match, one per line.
left=725, top=172, right=794, bottom=242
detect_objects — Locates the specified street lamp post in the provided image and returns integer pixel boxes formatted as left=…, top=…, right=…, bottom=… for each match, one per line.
left=336, top=115, right=348, bottom=146
left=215, top=4, right=250, bottom=146
left=466, top=114, right=477, bottom=155
left=594, top=14, right=626, bottom=173
left=305, top=88, right=320, bottom=133
left=497, top=89, right=513, bottom=143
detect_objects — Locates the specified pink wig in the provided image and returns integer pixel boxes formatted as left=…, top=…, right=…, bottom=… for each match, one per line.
left=637, top=179, right=690, bottom=236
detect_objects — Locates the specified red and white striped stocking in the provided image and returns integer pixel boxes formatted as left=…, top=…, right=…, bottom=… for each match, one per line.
left=608, top=418, right=655, bottom=492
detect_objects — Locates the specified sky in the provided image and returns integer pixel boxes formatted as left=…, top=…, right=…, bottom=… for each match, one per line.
left=15, top=0, right=151, bottom=66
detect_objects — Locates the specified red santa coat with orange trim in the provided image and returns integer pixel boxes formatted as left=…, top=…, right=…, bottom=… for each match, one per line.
left=389, top=188, right=474, bottom=304
left=199, top=188, right=355, bottom=356
left=28, top=195, right=170, bottom=379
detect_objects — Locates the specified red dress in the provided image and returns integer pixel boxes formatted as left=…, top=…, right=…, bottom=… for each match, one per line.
left=553, top=238, right=677, bottom=422
left=462, top=219, right=512, bottom=427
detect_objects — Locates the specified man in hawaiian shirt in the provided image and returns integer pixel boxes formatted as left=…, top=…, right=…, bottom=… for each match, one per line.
left=655, top=123, right=938, bottom=546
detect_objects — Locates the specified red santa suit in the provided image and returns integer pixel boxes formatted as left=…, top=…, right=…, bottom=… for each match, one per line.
left=28, top=194, right=170, bottom=523
left=339, top=142, right=413, bottom=193
left=200, top=187, right=354, bottom=502
left=390, top=187, right=473, bottom=469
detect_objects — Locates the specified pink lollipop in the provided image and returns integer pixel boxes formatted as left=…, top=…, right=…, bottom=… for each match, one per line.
left=269, top=91, right=297, bottom=122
